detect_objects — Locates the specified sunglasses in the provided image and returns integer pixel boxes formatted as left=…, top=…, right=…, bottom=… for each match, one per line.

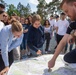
left=3, top=15, right=7, bottom=17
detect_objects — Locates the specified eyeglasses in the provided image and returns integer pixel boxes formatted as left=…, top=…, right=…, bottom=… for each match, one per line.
left=3, top=15, right=7, bottom=17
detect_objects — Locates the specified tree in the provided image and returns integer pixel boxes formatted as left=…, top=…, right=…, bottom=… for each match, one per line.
left=37, top=0, right=62, bottom=20
left=7, top=4, right=19, bottom=16
left=37, top=0, right=47, bottom=21
left=46, top=0, right=62, bottom=15
left=26, top=3, right=31, bottom=15
left=0, top=0, right=8, bottom=8
left=17, top=2, right=32, bottom=17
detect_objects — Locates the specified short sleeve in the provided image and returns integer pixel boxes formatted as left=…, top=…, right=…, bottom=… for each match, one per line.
left=66, top=21, right=76, bottom=34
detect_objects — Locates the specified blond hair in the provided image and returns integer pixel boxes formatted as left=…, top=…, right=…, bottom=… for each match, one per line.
left=32, top=14, right=41, bottom=24
left=11, top=20, right=23, bottom=32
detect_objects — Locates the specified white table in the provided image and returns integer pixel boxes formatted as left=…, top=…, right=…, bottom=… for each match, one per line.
left=8, top=54, right=73, bottom=75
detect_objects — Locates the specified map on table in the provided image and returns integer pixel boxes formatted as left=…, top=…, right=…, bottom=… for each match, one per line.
left=7, top=54, right=76, bottom=75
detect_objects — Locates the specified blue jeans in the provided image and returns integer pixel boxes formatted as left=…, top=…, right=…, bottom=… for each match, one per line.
left=20, top=36, right=27, bottom=50
left=65, top=43, right=73, bottom=52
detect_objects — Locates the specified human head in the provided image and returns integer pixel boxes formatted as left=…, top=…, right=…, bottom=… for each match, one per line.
left=20, top=17, right=25, bottom=24
left=11, top=13, right=17, bottom=19
left=50, top=15, right=54, bottom=20
left=3, top=12, right=9, bottom=22
left=16, top=16, right=20, bottom=21
left=32, top=14, right=41, bottom=29
left=0, top=4, right=5, bottom=11
left=60, top=0, right=76, bottom=21
left=25, top=18, right=30, bottom=25
left=28, top=15, right=33, bottom=24
left=0, top=11, right=4, bottom=21
left=55, top=15, right=59, bottom=21
left=11, top=20, right=23, bottom=38
left=43, top=20, right=50, bottom=26
left=60, top=12, right=66, bottom=20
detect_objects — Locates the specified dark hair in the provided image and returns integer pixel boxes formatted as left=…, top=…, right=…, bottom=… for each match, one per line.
left=28, top=15, right=33, bottom=18
left=43, top=20, right=50, bottom=26
left=0, top=11, right=4, bottom=14
left=61, top=12, right=65, bottom=15
left=55, top=15, right=59, bottom=18
left=50, top=15, right=53, bottom=17
left=60, top=0, right=76, bottom=8
left=25, top=18, right=30, bottom=25
left=0, top=4, right=5, bottom=8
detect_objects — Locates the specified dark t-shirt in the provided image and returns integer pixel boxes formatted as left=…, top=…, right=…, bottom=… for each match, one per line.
left=66, top=21, right=76, bottom=34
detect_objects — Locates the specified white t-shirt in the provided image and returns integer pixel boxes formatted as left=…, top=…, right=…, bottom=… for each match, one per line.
left=0, top=21, right=4, bottom=48
left=49, top=19, right=55, bottom=27
left=0, top=21, right=4, bottom=31
left=44, top=26, right=51, bottom=33
left=53, top=20, right=59, bottom=33
left=56, top=19, right=69, bottom=35
left=54, top=20, right=59, bottom=27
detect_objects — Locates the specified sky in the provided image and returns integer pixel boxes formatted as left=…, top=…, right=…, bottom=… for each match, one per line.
left=4, top=0, right=52, bottom=12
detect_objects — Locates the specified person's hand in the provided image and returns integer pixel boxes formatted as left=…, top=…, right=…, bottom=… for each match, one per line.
left=74, top=31, right=76, bottom=36
left=67, top=35, right=75, bottom=44
left=23, top=29, right=28, bottom=33
left=48, top=58, right=55, bottom=69
left=36, top=50, right=42, bottom=55
left=0, top=67, right=9, bottom=75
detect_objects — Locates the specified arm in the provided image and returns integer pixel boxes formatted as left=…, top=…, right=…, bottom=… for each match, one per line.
left=27, top=38, right=42, bottom=55
left=27, top=38, right=38, bottom=52
left=0, top=29, right=9, bottom=67
left=67, top=30, right=76, bottom=44
left=48, top=34, right=69, bottom=68
left=9, top=34, right=23, bottom=51
left=23, top=29, right=28, bottom=33
left=48, top=21, right=76, bottom=68
left=0, top=28, right=10, bottom=74
left=55, top=26, right=58, bottom=33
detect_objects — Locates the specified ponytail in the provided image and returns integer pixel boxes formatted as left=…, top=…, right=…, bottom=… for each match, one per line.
left=11, top=19, right=23, bottom=32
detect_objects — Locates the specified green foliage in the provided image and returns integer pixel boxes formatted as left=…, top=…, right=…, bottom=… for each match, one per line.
left=37, top=0, right=47, bottom=21
left=37, top=0, right=62, bottom=21
left=1, top=0, right=32, bottom=17
left=1, top=0, right=62, bottom=19
left=7, top=4, right=19, bottom=16
left=0, top=0, right=8, bottom=7
left=47, top=0, right=62, bottom=15
left=17, top=2, right=31, bottom=17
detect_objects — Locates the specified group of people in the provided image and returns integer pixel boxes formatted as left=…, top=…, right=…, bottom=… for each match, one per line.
left=0, top=0, right=76, bottom=74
